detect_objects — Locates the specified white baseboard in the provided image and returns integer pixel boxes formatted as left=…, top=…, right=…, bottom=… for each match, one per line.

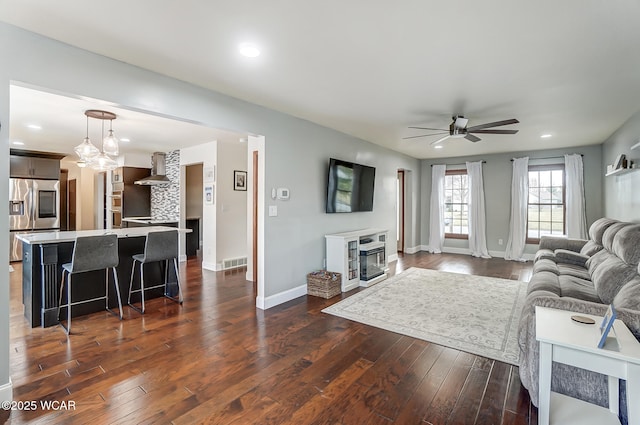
left=179, top=254, right=187, bottom=263
left=201, top=261, right=218, bottom=271
left=404, top=246, right=421, bottom=254
left=442, top=246, right=471, bottom=255
left=256, top=284, right=307, bottom=310
left=388, top=253, right=399, bottom=263
left=0, top=379, right=12, bottom=403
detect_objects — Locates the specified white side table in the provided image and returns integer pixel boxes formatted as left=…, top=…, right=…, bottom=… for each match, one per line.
left=536, top=306, right=640, bottom=425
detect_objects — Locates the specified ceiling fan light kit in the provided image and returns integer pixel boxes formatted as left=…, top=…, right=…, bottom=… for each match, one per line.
left=74, top=109, right=120, bottom=171
left=405, top=115, right=519, bottom=146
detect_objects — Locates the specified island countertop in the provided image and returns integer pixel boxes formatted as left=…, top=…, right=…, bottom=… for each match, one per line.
left=16, top=226, right=190, bottom=245
left=121, top=217, right=179, bottom=225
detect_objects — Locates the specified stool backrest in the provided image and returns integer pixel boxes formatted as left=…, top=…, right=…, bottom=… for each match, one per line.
left=71, top=234, right=119, bottom=273
left=142, top=230, right=179, bottom=263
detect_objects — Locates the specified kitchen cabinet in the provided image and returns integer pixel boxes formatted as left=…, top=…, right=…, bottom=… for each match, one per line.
left=110, top=167, right=151, bottom=228
left=10, top=154, right=61, bottom=179
left=186, top=218, right=200, bottom=257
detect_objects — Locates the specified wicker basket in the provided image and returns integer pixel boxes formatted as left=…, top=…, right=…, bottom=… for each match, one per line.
left=307, top=271, right=342, bottom=299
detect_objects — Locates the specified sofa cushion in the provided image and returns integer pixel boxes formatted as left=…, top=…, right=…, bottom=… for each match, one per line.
left=591, top=256, right=639, bottom=304
left=586, top=249, right=611, bottom=273
left=611, top=224, right=640, bottom=266
left=580, top=240, right=603, bottom=257
left=602, top=222, right=630, bottom=251
left=526, top=271, right=561, bottom=297
left=557, top=264, right=591, bottom=280
left=613, top=276, right=640, bottom=311
left=588, top=217, right=619, bottom=244
left=533, top=259, right=559, bottom=275
left=534, top=248, right=555, bottom=263
left=558, top=275, right=600, bottom=302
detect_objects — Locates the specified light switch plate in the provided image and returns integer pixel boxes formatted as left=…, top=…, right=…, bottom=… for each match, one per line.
left=268, top=205, right=278, bottom=217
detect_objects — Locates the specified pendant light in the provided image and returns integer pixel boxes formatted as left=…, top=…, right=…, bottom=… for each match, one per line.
left=74, top=114, right=100, bottom=160
left=75, top=110, right=120, bottom=171
left=88, top=117, right=118, bottom=171
left=102, top=118, right=119, bottom=156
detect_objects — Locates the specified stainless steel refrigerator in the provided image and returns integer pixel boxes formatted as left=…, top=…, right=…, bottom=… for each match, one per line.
left=9, top=178, right=60, bottom=262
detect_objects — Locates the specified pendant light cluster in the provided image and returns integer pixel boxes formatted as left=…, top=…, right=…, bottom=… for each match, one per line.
left=74, top=110, right=120, bottom=171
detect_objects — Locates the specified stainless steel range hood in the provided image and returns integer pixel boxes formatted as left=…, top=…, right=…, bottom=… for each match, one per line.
left=134, top=152, right=171, bottom=185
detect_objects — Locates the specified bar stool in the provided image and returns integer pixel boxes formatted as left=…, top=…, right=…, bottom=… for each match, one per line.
left=57, top=234, right=123, bottom=334
left=128, top=230, right=183, bottom=314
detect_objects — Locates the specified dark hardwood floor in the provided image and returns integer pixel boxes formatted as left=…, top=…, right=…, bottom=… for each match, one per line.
left=3, top=252, right=536, bottom=424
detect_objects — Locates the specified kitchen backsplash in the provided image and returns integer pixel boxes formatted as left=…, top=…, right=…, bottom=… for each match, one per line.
left=151, top=149, right=180, bottom=221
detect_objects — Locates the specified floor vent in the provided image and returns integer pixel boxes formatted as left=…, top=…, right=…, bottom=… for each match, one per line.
left=222, top=256, right=247, bottom=270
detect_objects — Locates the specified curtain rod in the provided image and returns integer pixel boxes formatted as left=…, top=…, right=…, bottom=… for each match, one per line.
left=510, top=154, right=583, bottom=162
left=430, top=160, right=486, bottom=167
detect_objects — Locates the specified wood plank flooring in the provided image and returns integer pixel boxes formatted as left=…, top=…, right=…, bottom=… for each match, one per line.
left=3, top=252, right=536, bottom=424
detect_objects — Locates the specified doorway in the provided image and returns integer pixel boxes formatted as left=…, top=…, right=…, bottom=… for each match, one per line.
left=185, top=163, right=203, bottom=258
left=397, top=170, right=405, bottom=253
left=68, top=179, right=77, bottom=231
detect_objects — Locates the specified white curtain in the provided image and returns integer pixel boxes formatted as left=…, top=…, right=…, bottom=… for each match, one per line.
left=504, top=157, right=529, bottom=261
left=564, top=154, right=588, bottom=239
left=466, top=161, right=491, bottom=258
left=428, top=165, right=446, bottom=253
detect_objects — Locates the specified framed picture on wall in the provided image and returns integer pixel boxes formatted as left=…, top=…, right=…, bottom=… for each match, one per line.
left=234, top=170, right=247, bottom=191
left=204, top=184, right=214, bottom=205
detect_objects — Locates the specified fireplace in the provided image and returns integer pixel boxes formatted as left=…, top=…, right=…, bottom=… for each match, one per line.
left=359, top=242, right=385, bottom=281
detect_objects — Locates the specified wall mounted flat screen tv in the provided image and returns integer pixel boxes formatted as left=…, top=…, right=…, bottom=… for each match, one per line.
left=326, top=158, right=376, bottom=213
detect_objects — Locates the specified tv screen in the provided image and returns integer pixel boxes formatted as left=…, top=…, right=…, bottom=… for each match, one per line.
left=326, top=158, right=375, bottom=213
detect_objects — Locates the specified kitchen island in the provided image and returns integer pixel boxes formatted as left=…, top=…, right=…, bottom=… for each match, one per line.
left=18, top=226, right=189, bottom=328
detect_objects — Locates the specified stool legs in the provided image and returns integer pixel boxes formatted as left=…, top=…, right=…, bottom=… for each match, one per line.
left=105, top=267, right=124, bottom=320
left=128, top=258, right=183, bottom=314
left=58, top=268, right=123, bottom=335
left=128, top=259, right=145, bottom=314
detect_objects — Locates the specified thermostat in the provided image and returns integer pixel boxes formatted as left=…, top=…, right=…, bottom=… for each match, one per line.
left=277, top=188, right=290, bottom=200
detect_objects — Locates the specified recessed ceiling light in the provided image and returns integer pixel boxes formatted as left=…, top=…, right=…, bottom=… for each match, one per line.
left=26, top=124, right=41, bottom=130
left=120, top=138, right=130, bottom=142
left=434, top=145, right=443, bottom=149
left=541, top=134, right=552, bottom=139
left=12, top=141, right=24, bottom=146
left=239, top=43, right=260, bottom=58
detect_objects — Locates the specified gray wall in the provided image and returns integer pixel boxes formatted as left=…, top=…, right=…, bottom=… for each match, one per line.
left=0, top=22, right=421, bottom=395
left=602, top=110, right=640, bottom=222
left=420, top=145, right=603, bottom=255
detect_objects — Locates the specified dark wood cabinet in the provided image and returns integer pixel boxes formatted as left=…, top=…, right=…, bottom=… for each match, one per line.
left=10, top=154, right=61, bottom=179
left=186, top=218, right=200, bottom=257
left=111, top=167, right=151, bottom=228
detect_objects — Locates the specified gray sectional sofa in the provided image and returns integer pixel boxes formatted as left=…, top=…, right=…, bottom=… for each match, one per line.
left=518, top=218, right=640, bottom=423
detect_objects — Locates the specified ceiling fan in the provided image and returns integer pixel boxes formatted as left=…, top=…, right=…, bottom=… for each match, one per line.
left=404, top=115, right=519, bottom=145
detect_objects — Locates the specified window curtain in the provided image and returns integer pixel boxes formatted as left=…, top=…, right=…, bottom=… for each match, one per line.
left=504, top=157, right=529, bottom=261
left=428, top=164, right=446, bottom=253
left=466, top=161, right=491, bottom=258
left=564, top=154, right=588, bottom=239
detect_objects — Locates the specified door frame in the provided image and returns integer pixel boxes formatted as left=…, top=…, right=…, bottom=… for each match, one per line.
left=397, top=169, right=405, bottom=253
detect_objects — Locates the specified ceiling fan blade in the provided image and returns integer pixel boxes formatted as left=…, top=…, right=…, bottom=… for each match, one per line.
left=466, top=119, right=519, bottom=132
left=465, top=133, right=481, bottom=143
left=408, top=126, right=448, bottom=131
left=430, top=135, right=451, bottom=146
left=469, top=129, right=519, bottom=135
left=402, top=132, right=449, bottom=140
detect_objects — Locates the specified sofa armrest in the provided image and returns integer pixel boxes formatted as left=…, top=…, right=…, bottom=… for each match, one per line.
left=554, top=249, right=589, bottom=267
left=539, top=236, right=588, bottom=252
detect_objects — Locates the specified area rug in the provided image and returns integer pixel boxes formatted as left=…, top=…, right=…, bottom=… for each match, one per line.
left=322, top=267, right=528, bottom=365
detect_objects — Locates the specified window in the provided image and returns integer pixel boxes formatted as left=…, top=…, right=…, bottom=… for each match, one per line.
left=527, top=165, right=565, bottom=243
left=444, top=170, right=468, bottom=239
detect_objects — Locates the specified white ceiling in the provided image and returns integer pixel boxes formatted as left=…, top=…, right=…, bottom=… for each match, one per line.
left=2, top=0, right=640, bottom=159
left=9, top=85, right=245, bottom=159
